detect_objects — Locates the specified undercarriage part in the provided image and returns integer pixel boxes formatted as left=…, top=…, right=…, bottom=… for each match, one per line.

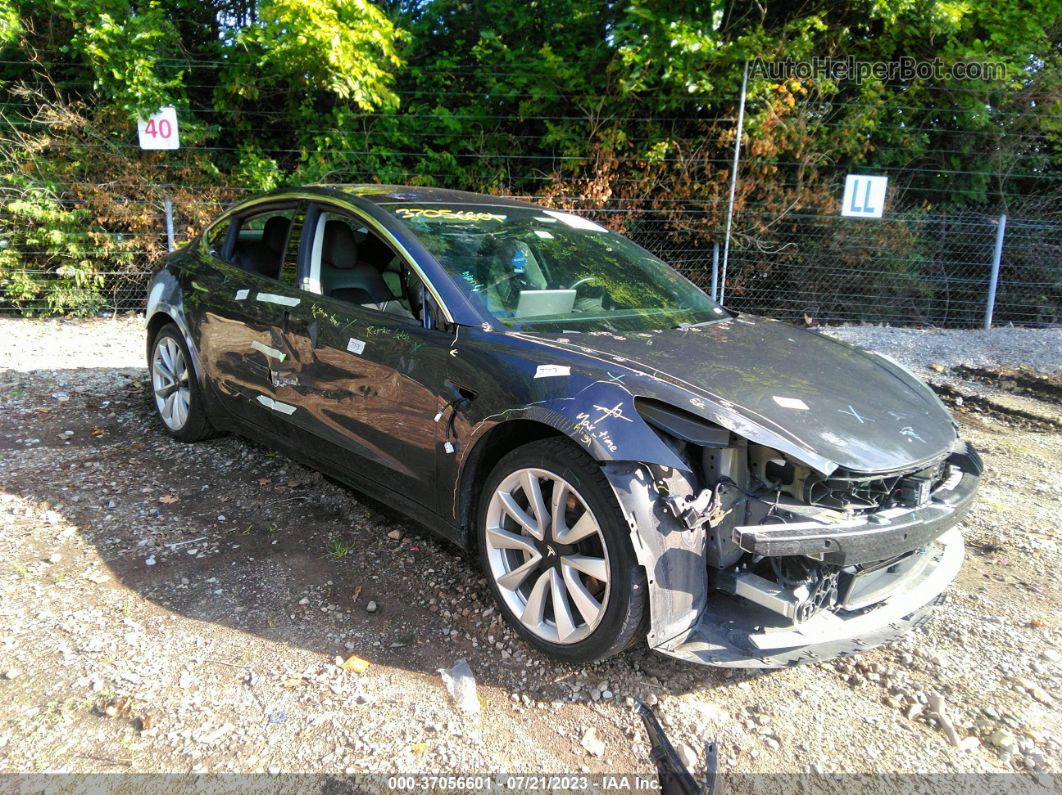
left=799, top=565, right=839, bottom=622
left=701, top=441, right=749, bottom=568
left=712, top=557, right=840, bottom=623
left=637, top=701, right=717, bottom=795
left=712, top=569, right=807, bottom=620
left=661, top=485, right=720, bottom=531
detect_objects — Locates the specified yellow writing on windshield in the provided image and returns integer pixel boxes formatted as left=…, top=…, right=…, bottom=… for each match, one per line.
left=395, top=207, right=506, bottom=223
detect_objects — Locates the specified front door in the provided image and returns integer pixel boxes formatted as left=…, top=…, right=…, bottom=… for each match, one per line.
left=266, top=206, right=450, bottom=508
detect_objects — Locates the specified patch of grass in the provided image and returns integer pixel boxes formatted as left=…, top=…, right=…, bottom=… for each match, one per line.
left=328, top=539, right=352, bottom=560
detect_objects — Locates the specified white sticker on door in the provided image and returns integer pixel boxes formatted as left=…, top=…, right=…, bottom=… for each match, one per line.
left=255, top=394, right=297, bottom=415
left=256, top=292, right=300, bottom=307
left=250, top=340, right=286, bottom=362
left=346, top=338, right=366, bottom=355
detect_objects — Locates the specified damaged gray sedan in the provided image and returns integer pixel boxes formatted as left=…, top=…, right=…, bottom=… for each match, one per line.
left=145, top=185, right=981, bottom=667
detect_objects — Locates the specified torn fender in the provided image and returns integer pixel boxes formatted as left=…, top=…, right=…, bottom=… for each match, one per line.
left=601, top=462, right=707, bottom=650
left=461, top=377, right=691, bottom=473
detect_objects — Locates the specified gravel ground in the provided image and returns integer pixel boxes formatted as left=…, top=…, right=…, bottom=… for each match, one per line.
left=822, top=325, right=1062, bottom=375
left=0, top=316, right=1059, bottom=788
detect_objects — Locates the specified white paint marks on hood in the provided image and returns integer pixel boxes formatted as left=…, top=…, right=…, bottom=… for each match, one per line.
left=773, top=395, right=810, bottom=410
left=256, top=292, right=300, bottom=307
left=535, top=364, right=571, bottom=378
left=250, top=340, right=286, bottom=362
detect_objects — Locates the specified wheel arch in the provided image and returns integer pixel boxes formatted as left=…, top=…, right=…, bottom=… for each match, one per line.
left=145, top=311, right=175, bottom=357
left=455, top=419, right=567, bottom=548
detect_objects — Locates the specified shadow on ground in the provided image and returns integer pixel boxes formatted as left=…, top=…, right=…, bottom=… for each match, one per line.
left=1, top=364, right=753, bottom=700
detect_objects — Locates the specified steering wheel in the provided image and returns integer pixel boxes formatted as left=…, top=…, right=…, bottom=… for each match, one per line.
left=567, top=275, right=597, bottom=290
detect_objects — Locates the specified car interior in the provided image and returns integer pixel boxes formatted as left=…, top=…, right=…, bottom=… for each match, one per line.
left=307, top=213, right=421, bottom=321
left=227, top=208, right=424, bottom=322
left=232, top=214, right=291, bottom=280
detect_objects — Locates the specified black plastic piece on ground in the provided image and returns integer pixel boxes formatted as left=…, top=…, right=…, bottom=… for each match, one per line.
left=636, top=700, right=716, bottom=795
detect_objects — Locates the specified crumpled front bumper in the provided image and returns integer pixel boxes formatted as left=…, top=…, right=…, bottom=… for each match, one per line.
left=664, top=527, right=964, bottom=667
left=731, top=447, right=981, bottom=566
left=603, top=442, right=979, bottom=669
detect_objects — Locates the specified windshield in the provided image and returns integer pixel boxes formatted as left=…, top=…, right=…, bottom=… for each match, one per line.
left=382, top=203, right=729, bottom=332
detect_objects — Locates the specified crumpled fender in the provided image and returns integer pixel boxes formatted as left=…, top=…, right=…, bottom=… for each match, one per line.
left=600, top=462, right=707, bottom=650
left=461, top=376, right=690, bottom=473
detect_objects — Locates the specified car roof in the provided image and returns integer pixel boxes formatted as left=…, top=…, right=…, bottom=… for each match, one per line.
left=309, top=184, right=539, bottom=209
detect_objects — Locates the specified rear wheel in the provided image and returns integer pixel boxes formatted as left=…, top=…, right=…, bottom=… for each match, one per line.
left=477, top=438, right=646, bottom=664
left=150, top=324, right=214, bottom=442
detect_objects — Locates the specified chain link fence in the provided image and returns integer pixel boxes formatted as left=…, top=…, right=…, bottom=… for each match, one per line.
left=614, top=206, right=1061, bottom=328
left=1, top=198, right=1059, bottom=327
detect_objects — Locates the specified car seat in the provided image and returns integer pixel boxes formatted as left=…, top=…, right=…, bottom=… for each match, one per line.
left=320, top=220, right=409, bottom=317
left=235, top=216, right=290, bottom=279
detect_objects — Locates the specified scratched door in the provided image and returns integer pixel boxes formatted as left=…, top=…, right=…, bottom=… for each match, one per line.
left=195, top=204, right=302, bottom=430
left=273, top=292, right=448, bottom=509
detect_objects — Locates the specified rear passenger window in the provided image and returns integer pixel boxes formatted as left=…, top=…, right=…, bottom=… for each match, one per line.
left=231, top=209, right=295, bottom=281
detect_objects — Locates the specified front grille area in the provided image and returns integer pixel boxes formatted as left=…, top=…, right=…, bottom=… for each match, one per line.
left=802, top=461, right=948, bottom=513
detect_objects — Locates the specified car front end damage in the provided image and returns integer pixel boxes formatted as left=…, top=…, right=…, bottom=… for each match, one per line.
left=601, top=413, right=982, bottom=668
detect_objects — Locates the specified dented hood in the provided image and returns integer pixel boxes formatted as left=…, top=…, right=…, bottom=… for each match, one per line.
left=526, top=316, right=957, bottom=474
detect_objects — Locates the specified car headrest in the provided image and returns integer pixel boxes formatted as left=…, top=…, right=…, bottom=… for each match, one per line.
left=262, top=216, right=291, bottom=253
left=323, top=220, right=358, bottom=270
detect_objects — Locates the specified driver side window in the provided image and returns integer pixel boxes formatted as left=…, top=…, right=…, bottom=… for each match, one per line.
left=302, top=209, right=426, bottom=324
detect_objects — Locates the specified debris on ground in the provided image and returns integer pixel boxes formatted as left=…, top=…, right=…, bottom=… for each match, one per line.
left=439, top=659, right=481, bottom=714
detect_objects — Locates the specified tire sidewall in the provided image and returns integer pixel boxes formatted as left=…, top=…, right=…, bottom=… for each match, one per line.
left=477, top=438, right=645, bottom=664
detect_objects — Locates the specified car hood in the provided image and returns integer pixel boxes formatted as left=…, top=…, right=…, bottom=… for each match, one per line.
left=518, top=316, right=956, bottom=474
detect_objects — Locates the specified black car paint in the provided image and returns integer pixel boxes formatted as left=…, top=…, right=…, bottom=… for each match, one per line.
left=150, top=185, right=959, bottom=550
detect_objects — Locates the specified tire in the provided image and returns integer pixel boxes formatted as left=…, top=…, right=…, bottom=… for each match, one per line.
left=477, top=437, right=647, bottom=664
left=149, top=323, right=215, bottom=442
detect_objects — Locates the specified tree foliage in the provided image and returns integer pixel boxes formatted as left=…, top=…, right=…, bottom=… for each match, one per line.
left=0, top=0, right=1058, bottom=314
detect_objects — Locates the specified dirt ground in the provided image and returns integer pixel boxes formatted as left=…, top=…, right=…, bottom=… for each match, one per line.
left=0, top=316, right=1059, bottom=788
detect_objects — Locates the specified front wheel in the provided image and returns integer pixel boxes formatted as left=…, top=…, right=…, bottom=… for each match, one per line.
left=477, top=438, right=647, bottom=664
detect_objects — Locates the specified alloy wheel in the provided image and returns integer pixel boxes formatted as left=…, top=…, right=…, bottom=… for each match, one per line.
left=152, top=336, right=191, bottom=431
left=484, top=468, right=611, bottom=645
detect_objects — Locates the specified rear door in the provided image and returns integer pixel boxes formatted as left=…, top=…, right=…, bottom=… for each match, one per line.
left=267, top=203, right=451, bottom=508
left=195, top=202, right=305, bottom=428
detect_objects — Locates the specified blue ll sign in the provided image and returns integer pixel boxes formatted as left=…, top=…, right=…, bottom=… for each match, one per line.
left=841, top=174, right=888, bottom=218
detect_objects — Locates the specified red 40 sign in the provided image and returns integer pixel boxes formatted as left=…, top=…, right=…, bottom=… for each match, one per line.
left=137, top=106, right=180, bottom=150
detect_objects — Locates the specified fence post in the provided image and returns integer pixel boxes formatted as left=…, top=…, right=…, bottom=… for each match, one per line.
left=719, top=59, right=749, bottom=306
left=710, top=242, right=719, bottom=301
left=164, top=197, right=175, bottom=253
left=983, top=213, right=1006, bottom=330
